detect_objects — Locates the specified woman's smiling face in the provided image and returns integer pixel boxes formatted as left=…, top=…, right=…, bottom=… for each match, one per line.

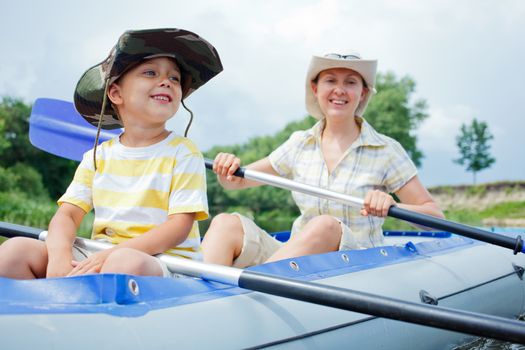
left=311, top=68, right=368, bottom=120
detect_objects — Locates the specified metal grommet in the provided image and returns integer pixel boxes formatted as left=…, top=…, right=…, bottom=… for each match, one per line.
left=380, top=249, right=388, bottom=256
left=128, top=279, right=140, bottom=296
left=341, top=254, right=350, bottom=263
left=289, top=261, right=300, bottom=271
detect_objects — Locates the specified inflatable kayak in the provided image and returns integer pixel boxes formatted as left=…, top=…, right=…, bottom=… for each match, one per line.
left=0, top=227, right=524, bottom=349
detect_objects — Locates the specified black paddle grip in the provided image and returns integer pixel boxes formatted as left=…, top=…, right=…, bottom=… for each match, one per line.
left=0, top=221, right=41, bottom=239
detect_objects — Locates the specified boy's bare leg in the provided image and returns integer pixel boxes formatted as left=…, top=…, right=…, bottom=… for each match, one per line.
left=100, top=248, right=164, bottom=276
left=201, top=214, right=244, bottom=266
left=0, top=237, right=48, bottom=279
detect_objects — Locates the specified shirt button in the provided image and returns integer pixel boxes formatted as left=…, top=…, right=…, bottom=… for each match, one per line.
left=105, top=228, right=115, bottom=236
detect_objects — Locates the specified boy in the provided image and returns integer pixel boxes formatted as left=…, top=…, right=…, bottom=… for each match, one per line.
left=0, top=28, right=222, bottom=279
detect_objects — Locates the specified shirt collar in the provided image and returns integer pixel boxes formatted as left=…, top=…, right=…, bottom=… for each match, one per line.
left=307, top=117, right=387, bottom=147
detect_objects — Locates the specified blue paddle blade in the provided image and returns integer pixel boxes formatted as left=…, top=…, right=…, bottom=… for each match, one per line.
left=29, top=98, right=121, bottom=161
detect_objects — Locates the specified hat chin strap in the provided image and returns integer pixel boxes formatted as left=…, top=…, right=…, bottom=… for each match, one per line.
left=93, top=79, right=111, bottom=171
left=181, top=100, right=194, bottom=137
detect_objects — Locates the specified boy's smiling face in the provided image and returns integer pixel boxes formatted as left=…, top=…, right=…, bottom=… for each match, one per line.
left=108, top=57, right=183, bottom=128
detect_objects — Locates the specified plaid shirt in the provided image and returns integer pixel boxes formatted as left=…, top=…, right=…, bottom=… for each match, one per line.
left=268, top=117, right=417, bottom=247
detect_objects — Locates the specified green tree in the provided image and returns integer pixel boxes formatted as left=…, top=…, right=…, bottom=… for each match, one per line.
left=0, top=116, right=10, bottom=153
left=0, top=97, right=77, bottom=198
left=454, top=118, right=495, bottom=185
left=365, top=72, right=429, bottom=167
left=0, top=97, right=33, bottom=165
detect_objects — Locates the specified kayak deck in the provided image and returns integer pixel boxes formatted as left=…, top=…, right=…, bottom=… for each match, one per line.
left=0, top=230, right=515, bottom=316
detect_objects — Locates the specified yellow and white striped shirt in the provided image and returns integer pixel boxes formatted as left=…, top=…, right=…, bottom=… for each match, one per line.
left=268, top=117, right=417, bottom=248
left=58, top=132, right=208, bottom=259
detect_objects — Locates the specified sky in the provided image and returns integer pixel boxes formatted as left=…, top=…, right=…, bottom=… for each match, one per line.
left=1, top=0, right=524, bottom=187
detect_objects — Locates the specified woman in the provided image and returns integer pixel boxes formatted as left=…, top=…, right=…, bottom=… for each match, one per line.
left=202, top=52, right=444, bottom=267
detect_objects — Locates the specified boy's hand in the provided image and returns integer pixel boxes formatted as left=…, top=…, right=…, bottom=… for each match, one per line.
left=361, top=190, right=396, bottom=217
left=213, top=153, right=242, bottom=183
left=46, top=202, right=86, bottom=278
left=46, top=256, right=74, bottom=278
left=67, top=249, right=113, bottom=276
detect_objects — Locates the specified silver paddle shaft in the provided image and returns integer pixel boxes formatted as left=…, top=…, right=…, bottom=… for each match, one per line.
left=38, top=231, right=243, bottom=285
left=243, top=168, right=365, bottom=208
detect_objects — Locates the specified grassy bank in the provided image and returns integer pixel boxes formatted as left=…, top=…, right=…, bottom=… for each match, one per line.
left=382, top=200, right=525, bottom=231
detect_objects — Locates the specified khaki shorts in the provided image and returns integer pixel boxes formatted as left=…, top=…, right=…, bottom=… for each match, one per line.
left=231, top=213, right=371, bottom=268
left=231, top=214, right=283, bottom=268
left=72, top=244, right=173, bottom=278
left=338, top=221, right=384, bottom=250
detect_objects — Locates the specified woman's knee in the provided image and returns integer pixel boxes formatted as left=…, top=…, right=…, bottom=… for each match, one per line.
left=301, top=215, right=342, bottom=247
left=204, top=213, right=244, bottom=242
left=307, top=215, right=341, bottom=233
left=210, top=213, right=243, bottom=230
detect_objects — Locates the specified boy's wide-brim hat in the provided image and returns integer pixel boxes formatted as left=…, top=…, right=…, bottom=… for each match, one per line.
left=74, top=28, right=223, bottom=130
left=305, top=52, right=377, bottom=120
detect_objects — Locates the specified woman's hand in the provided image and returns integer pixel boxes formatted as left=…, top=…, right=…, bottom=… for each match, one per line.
left=361, top=190, right=396, bottom=217
left=213, top=153, right=243, bottom=184
left=67, top=249, right=113, bottom=277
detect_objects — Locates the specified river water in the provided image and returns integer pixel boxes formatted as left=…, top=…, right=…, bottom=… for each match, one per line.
left=455, top=338, right=525, bottom=350
left=454, top=314, right=525, bottom=349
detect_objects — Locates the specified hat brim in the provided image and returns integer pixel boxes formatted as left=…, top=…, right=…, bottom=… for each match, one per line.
left=305, top=55, right=377, bottom=120
left=74, top=28, right=223, bottom=129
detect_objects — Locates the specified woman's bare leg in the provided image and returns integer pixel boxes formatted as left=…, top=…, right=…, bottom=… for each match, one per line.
left=201, top=214, right=244, bottom=266
left=266, top=215, right=341, bottom=263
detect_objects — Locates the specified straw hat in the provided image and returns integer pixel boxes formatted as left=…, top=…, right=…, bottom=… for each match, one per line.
left=305, top=52, right=377, bottom=119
